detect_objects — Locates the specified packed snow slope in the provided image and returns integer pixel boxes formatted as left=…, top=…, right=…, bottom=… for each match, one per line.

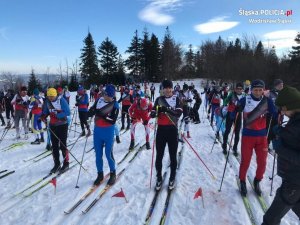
left=0, top=79, right=298, bottom=225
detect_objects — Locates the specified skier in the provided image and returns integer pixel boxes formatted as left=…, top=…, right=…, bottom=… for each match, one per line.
left=236, top=80, right=277, bottom=197
left=150, top=84, right=155, bottom=102
left=221, top=82, right=229, bottom=100
left=266, top=79, right=284, bottom=152
left=150, top=79, right=183, bottom=190
left=41, top=88, right=71, bottom=174
left=11, top=86, right=30, bottom=139
left=29, top=88, right=44, bottom=144
left=63, top=86, right=71, bottom=104
left=262, top=85, right=300, bottom=225
left=192, top=89, right=202, bottom=124
left=3, top=89, right=15, bottom=128
left=208, top=85, right=221, bottom=126
left=75, top=86, right=91, bottom=137
left=180, top=83, right=193, bottom=138
left=0, top=91, right=5, bottom=126
left=118, top=86, right=133, bottom=130
left=128, top=97, right=152, bottom=150
left=222, top=83, right=245, bottom=155
left=88, top=84, right=119, bottom=186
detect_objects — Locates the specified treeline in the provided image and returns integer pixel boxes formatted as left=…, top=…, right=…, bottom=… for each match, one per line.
left=79, top=27, right=300, bottom=89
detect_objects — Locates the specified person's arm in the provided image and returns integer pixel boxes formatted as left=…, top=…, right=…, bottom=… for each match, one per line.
left=56, top=98, right=70, bottom=119
left=104, top=102, right=119, bottom=124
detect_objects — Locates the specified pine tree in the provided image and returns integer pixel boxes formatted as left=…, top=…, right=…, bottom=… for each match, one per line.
left=125, top=30, right=143, bottom=80
left=141, top=28, right=152, bottom=81
left=79, top=32, right=100, bottom=86
left=27, top=69, right=41, bottom=95
left=289, top=32, right=300, bottom=60
left=181, top=44, right=195, bottom=78
left=69, top=72, right=79, bottom=92
left=149, top=33, right=161, bottom=82
left=98, top=37, right=119, bottom=77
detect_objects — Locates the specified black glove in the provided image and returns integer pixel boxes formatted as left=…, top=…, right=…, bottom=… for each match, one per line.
left=75, top=103, right=78, bottom=106
left=158, top=105, right=168, bottom=113
left=150, top=111, right=156, bottom=118
left=143, top=120, right=148, bottom=125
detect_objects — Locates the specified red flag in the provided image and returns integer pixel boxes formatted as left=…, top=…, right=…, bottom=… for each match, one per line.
left=50, top=177, right=57, bottom=188
left=194, top=188, right=202, bottom=199
left=112, top=188, right=125, bottom=198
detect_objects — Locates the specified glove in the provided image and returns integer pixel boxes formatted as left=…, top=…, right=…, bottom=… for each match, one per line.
left=158, top=106, right=168, bottom=113
left=150, top=111, right=156, bottom=118
left=143, top=120, right=148, bottom=125
left=40, top=115, right=47, bottom=122
left=272, top=125, right=281, bottom=136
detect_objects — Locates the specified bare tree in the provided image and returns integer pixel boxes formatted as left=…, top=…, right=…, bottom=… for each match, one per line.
left=1, top=72, right=17, bottom=90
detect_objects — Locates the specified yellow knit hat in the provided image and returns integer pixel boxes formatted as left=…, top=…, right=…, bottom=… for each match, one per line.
left=47, top=88, right=57, bottom=97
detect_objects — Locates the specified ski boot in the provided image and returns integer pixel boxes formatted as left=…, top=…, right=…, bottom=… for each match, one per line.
left=50, top=163, right=61, bottom=174
left=232, top=148, right=238, bottom=157
left=187, top=131, right=191, bottom=138
left=86, top=129, right=91, bottom=137
left=1, top=122, right=5, bottom=126
left=129, top=140, right=135, bottom=150
left=93, top=172, right=104, bottom=186
left=120, top=125, right=125, bottom=130
left=80, top=131, right=86, bottom=137
left=107, top=171, right=116, bottom=185
left=60, top=161, right=69, bottom=174
left=146, top=142, right=151, bottom=150
left=155, top=176, right=162, bottom=191
left=253, top=178, right=262, bottom=196
left=39, top=136, right=45, bottom=143
left=31, top=138, right=41, bottom=145
left=46, top=144, right=52, bottom=151
left=116, top=136, right=121, bottom=144
left=168, top=179, right=175, bottom=190
left=222, top=143, right=227, bottom=155
left=240, top=180, right=247, bottom=197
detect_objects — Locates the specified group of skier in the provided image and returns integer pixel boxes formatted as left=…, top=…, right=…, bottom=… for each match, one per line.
left=0, top=77, right=299, bottom=224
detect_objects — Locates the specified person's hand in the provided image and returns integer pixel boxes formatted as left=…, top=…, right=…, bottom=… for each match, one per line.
left=150, top=111, right=156, bottom=118
left=158, top=106, right=167, bottom=113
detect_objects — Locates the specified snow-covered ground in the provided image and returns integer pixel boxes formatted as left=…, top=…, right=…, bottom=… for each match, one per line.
left=0, top=79, right=298, bottom=225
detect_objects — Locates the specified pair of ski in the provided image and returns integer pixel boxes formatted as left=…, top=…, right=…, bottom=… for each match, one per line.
left=0, top=170, right=15, bottom=179
left=1, top=142, right=27, bottom=152
left=144, top=172, right=174, bottom=225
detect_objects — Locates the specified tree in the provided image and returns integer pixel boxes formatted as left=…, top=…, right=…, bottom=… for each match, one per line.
left=125, top=30, right=143, bottom=80
left=98, top=37, right=119, bottom=77
left=28, top=69, right=42, bottom=95
left=141, top=28, right=152, bottom=81
left=148, top=33, right=161, bottom=82
left=181, top=44, right=195, bottom=78
left=79, top=32, right=100, bottom=87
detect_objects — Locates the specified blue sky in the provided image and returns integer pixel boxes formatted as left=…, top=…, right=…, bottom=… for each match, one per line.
left=0, top=0, right=299, bottom=74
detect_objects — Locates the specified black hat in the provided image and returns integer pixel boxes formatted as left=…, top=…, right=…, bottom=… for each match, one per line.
left=183, top=84, right=189, bottom=90
left=162, top=79, right=173, bottom=89
left=20, top=86, right=27, bottom=91
left=276, top=86, right=300, bottom=110
left=251, top=79, right=265, bottom=89
left=235, top=83, right=243, bottom=89
left=274, top=79, right=283, bottom=87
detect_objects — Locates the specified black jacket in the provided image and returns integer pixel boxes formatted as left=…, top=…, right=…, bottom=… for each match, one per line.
left=276, top=113, right=300, bottom=185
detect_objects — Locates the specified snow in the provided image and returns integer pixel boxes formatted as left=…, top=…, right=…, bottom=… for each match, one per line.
left=0, top=79, right=299, bottom=225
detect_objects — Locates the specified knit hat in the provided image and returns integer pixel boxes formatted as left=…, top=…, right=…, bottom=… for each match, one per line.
left=183, top=83, right=189, bottom=90
left=275, top=86, right=300, bottom=111
left=47, top=88, right=57, bottom=97
left=162, top=79, right=173, bottom=89
left=33, top=88, right=40, bottom=95
left=235, top=83, right=243, bottom=89
left=78, top=86, right=84, bottom=92
left=57, top=87, right=63, bottom=93
left=20, top=86, right=27, bottom=91
left=251, top=79, right=265, bottom=89
left=104, top=84, right=115, bottom=97
left=274, top=79, right=283, bottom=87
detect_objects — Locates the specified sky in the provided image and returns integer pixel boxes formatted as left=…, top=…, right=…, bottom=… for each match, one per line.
left=0, top=0, right=299, bottom=74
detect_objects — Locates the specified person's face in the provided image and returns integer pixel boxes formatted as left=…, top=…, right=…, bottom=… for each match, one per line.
left=252, top=88, right=264, bottom=98
left=281, top=108, right=294, bottom=118
left=20, top=90, right=27, bottom=96
left=47, top=96, right=56, bottom=102
left=235, top=87, right=243, bottom=94
left=163, top=87, right=173, bottom=97
left=275, top=83, right=284, bottom=91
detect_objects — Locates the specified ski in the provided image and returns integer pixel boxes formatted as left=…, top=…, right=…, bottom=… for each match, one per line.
left=117, top=143, right=140, bottom=165
left=0, top=169, right=8, bottom=174
left=23, top=162, right=77, bottom=197
left=82, top=168, right=126, bottom=214
left=128, top=143, right=146, bottom=163
left=1, top=142, right=27, bottom=152
left=247, top=176, right=269, bottom=213
left=144, top=172, right=167, bottom=225
left=159, top=188, right=175, bottom=225
left=23, top=150, right=51, bottom=162
left=64, top=173, right=110, bottom=214
left=177, top=141, right=185, bottom=169
left=235, top=176, right=257, bottom=225
left=33, top=151, right=52, bottom=162
left=0, top=170, right=15, bottom=179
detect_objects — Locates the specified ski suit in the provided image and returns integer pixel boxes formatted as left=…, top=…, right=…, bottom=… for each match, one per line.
left=29, top=95, right=44, bottom=140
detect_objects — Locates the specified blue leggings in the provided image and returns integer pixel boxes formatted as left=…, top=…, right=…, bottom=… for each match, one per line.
left=94, top=126, right=115, bottom=173
left=114, top=124, right=120, bottom=136
left=31, top=114, right=44, bottom=138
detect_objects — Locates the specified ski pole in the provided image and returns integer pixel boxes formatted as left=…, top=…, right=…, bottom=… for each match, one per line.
left=68, top=107, right=76, bottom=135
left=48, top=126, right=88, bottom=173
left=149, top=105, right=158, bottom=189
left=74, top=109, right=78, bottom=138
left=219, top=112, right=239, bottom=192
left=210, top=118, right=225, bottom=153
left=270, top=153, right=277, bottom=196
left=75, top=120, right=91, bottom=188
left=182, top=134, right=216, bottom=180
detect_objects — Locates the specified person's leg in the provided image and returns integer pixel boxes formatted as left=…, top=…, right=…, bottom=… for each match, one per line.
left=239, top=136, right=255, bottom=181
left=155, top=128, right=167, bottom=179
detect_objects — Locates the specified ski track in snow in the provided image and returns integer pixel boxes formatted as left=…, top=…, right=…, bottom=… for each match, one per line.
left=0, top=79, right=298, bottom=225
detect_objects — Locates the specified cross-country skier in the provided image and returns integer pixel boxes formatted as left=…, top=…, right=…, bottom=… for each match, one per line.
left=88, top=84, right=119, bottom=186
left=180, top=83, right=193, bottom=138
left=118, top=86, right=133, bottom=130
left=75, top=86, right=91, bottom=137
left=150, top=79, right=183, bottom=190
left=41, top=88, right=70, bottom=174
left=262, top=85, right=300, bottom=225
